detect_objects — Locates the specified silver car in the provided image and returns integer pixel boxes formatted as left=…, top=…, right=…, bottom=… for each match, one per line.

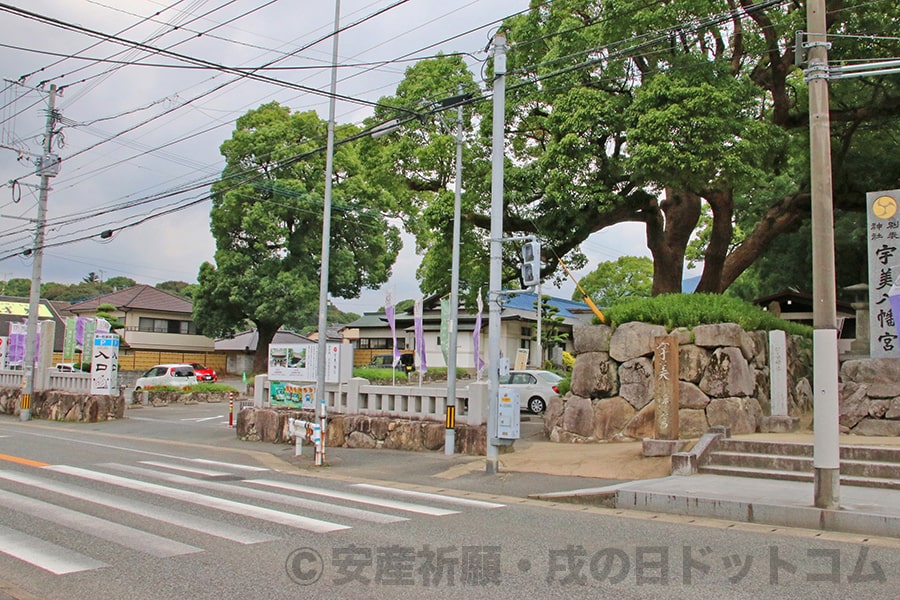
left=134, top=363, right=198, bottom=391
left=499, top=369, right=563, bottom=414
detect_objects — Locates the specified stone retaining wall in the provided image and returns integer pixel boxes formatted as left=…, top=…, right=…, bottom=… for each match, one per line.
left=0, top=388, right=124, bottom=422
left=545, top=322, right=812, bottom=442
left=237, top=408, right=488, bottom=455
left=839, top=358, right=900, bottom=436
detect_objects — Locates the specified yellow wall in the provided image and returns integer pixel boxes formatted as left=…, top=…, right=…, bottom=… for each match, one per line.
left=53, top=350, right=227, bottom=373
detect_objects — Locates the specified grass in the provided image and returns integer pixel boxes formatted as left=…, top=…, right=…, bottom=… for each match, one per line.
left=603, top=293, right=813, bottom=336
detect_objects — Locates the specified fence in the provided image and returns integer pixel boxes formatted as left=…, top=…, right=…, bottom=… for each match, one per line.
left=252, top=375, right=487, bottom=426
left=50, top=351, right=227, bottom=374
left=0, top=369, right=92, bottom=394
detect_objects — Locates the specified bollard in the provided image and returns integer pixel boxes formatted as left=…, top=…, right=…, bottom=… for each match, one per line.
left=228, top=392, right=234, bottom=428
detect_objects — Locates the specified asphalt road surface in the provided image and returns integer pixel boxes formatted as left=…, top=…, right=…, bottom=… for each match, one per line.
left=1, top=403, right=899, bottom=600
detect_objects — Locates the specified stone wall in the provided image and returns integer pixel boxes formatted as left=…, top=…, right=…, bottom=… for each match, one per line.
left=237, top=408, right=488, bottom=455
left=0, top=388, right=124, bottom=422
left=839, top=358, right=900, bottom=436
left=545, top=322, right=812, bottom=442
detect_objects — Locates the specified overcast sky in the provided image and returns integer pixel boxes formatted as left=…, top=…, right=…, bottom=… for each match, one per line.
left=0, top=0, right=651, bottom=315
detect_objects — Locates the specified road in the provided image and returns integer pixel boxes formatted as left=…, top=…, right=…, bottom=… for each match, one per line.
left=1, top=404, right=899, bottom=600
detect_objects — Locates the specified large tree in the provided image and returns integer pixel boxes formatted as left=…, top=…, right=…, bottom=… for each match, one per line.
left=194, top=103, right=402, bottom=373
left=380, top=1, right=900, bottom=298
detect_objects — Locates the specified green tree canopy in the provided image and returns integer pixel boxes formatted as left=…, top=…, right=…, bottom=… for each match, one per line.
left=577, top=256, right=654, bottom=306
left=194, top=102, right=402, bottom=372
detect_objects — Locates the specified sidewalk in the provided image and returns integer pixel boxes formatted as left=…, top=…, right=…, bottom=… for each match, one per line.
left=304, top=429, right=900, bottom=539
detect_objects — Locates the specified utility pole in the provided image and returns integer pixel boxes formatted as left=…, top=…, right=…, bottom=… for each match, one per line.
left=445, top=88, right=464, bottom=457
left=486, top=33, right=507, bottom=474
left=315, top=0, right=340, bottom=466
left=806, top=0, right=840, bottom=509
left=20, top=84, right=58, bottom=422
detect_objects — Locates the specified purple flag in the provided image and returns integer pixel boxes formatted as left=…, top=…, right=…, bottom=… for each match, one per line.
left=474, top=289, right=485, bottom=375
left=8, top=322, right=26, bottom=364
left=385, top=291, right=400, bottom=366
left=414, top=299, right=427, bottom=372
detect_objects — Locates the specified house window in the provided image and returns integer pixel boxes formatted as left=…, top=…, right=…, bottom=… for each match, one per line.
left=521, top=327, right=532, bottom=337
left=138, top=317, right=196, bottom=335
left=357, top=338, right=404, bottom=350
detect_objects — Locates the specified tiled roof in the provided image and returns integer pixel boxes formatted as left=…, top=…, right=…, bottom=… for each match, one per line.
left=66, top=285, right=193, bottom=314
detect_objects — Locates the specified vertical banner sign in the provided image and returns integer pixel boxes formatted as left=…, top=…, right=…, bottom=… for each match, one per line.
left=474, top=289, right=485, bottom=376
left=385, top=290, right=400, bottom=366
left=7, top=322, right=26, bottom=366
left=867, top=189, right=900, bottom=358
left=63, top=317, right=77, bottom=363
left=439, top=297, right=449, bottom=365
left=653, top=336, right=680, bottom=440
left=90, top=333, right=119, bottom=395
left=415, top=298, right=427, bottom=373
left=83, top=319, right=98, bottom=362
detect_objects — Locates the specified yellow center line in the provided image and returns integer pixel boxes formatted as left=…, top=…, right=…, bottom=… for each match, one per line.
left=0, top=453, right=50, bottom=468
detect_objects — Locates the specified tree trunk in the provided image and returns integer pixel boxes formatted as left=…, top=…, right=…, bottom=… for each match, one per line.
left=647, top=188, right=702, bottom=295
left=719, top=192, right=810, bottom=289
left=695, top=189, right=734, bottom=293
left=252, top=321, right=280, bottom=375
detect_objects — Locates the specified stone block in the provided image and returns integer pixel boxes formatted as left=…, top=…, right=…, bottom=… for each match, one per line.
left=562, top=395, right=594, bottom=438
left=609, top=322, right=667, bottom=362
left=619, top=357, right=653, bottom=410
left=642, top=438, right=684, bottom=456
left=852, top=418, right=900, bottom=437
left=699, top=347, right=755, bottom=398
left=573, top=325, right=612, bottom=353
left=693, top=323, right=744, bottom=348
left=571, top=352, right=617, bottom=399
left=758, top=415, right=800, bottom=433
left=592, top=396, right=635, bottom=440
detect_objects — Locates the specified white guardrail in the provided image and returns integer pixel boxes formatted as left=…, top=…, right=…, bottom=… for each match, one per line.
left=252, top=375, right=488, bottom=426
left=0, top=369, right=92, bottom=394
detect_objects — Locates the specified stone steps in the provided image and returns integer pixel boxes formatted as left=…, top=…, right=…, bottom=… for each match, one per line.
left=699, top=438, right=900, bottom=490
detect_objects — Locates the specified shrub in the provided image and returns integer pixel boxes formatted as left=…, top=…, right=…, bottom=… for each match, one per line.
left=604, top=293, right=812, bottom=337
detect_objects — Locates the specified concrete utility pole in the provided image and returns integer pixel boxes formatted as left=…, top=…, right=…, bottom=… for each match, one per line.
left=486, top=33, right=507, bottom=474
left=20, top=84, right=57, bottom=422
left=315, top=0, right=341, bottom=466
left=445, top=89, right=464, bottom=457
left=807, top=0, right=840, bottom=509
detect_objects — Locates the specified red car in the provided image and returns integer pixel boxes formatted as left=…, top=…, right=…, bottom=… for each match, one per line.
left=189, top=363, right=217, bottom=382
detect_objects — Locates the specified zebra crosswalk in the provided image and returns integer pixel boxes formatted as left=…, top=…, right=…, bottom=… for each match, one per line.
left=0, top=456, right=505, bottom=576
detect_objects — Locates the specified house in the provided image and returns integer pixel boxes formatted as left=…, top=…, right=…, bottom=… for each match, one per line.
left=754, top=288, right=856, bottom=352
left=215, top=329, right=314, bottom=375
left=344, top=292, right=594, bottom=369
left=65, top=285, right=213, bottom=353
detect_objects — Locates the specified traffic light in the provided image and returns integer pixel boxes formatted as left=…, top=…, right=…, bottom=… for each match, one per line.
left=520, top=240, right=542, bottom=288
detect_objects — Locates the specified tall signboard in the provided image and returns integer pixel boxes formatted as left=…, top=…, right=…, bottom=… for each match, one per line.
left=267, top=343, right=351, bottom=409
left=866, top=189, right=900, bottom=357
left=90, top=333, right=119, bottom=395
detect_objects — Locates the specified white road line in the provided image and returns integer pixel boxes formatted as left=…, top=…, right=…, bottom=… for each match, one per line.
left=351, top=484, right=506, bottom=509
left=188, top=459, right=268, bottom=472
left=47, top=466, right=349, bottom=534
left=139, top=460, right=232, bottom=477
left=0, top=469, right=275, bottom=545
left=179, top=416, right=222, bottom=422
left=0, top=488, right=200, bottom=558
left=103, top=463, right=408, bottom=525
left=0, top=524, right=107, bottom=574
left=246, top=479, right=459, bottom=516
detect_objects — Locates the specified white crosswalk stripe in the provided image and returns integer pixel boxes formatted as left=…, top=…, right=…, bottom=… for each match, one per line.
left=0, top=524, right=108, bottom=575
left=0, top=458, right=504, bottom=577
left=0, top=488, right=201, bottom=558
left=45, top=465, right=350, bottom=534
left=245, top=479, right=461, bottom=516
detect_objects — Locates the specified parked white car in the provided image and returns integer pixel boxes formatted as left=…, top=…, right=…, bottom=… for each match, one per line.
left=499, top=369, right=563, bottom=414
left=134, top=364, right=197, bottom=390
